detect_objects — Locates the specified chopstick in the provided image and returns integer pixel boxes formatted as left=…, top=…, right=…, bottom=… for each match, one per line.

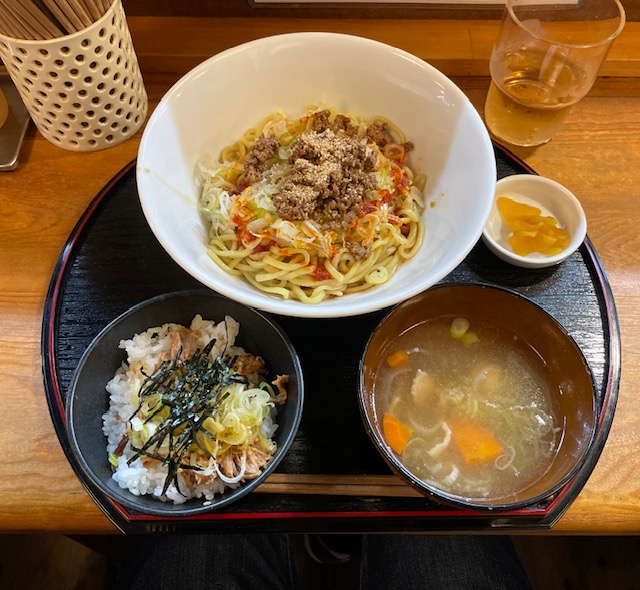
left=255, top=473, right=424, bottom=498
left=49, top=0, right=88, bottom=32
left=0, top=11, right=21, bottom=39
left=82, top=0, right=102, bottom=21
left=0, top=0, right=36, bottom=39
left=16, top=0, right=65, bottom=39
left=0, top=0, right=113, bottom=40
left=66, top=0, right=93, bottom=28
left=40, top=0, right=79, bottom=35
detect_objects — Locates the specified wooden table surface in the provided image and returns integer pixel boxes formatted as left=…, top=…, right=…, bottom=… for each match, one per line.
left=1, top=18, right=640, bottom=534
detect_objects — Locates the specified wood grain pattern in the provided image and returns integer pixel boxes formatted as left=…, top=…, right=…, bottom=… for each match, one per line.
left=1, top=18, right=640, bottom=534
left=126, top=18, right=640, bottom=78
left=120, top=0, right=640, bottom=22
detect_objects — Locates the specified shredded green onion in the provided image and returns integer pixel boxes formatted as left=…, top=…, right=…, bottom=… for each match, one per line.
left=450, top=317, right=470, bottom=339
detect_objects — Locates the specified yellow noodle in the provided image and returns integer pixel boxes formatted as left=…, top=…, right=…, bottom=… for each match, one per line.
left=199, top=107, right=425, bottom=303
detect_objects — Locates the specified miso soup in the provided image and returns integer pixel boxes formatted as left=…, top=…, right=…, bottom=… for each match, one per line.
left=375, top=315, right=561, bottom=501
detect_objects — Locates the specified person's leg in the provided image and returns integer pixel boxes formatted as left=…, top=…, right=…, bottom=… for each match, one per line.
left=360, top=534, right=532, bottom=590
left=116, top=533, right=301, bottom=590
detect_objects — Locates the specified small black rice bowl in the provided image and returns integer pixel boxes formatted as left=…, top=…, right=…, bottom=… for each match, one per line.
left=65, top=290, right=304, bottom=517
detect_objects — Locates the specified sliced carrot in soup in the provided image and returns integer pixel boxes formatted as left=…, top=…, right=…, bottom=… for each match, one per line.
left=386, top=350, right=409, bottom=367
left=382, top=414, right=413, bottom=454
left=449, top=419, right=503, bottom=464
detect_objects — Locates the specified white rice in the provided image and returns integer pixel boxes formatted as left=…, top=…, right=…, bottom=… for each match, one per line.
left=102, top=314, right=277, bottom=504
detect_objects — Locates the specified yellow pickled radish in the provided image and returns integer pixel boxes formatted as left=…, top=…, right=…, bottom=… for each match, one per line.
left=497, top=196, right=571, bottom=256
left=497, top=196, right=541, bottom=221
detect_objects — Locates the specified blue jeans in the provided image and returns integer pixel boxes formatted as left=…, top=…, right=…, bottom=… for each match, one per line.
left=116, top=533, right=531, bottom=590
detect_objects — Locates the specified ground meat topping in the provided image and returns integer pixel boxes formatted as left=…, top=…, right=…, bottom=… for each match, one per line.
left=271, top=127, right=376, bottom=226
left=347, top=241, right=372, bottom=260
left=232, top=353, right=267, bottom=376
left=244, top=135, right=280, bottom=185
left=365, top=121, right=394, bottom=148
left=366, top=121, right=414, bottom=158
left=311, top=109, right=359, bottom=137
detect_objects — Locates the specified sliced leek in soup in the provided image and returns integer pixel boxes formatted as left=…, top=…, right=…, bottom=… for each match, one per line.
left=376, top=316, right=560, bottom=501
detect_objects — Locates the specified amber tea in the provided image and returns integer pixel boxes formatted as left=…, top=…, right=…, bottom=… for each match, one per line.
left=485, top=0, right=625, bottom=147
left=485, top=51, right=585, bottom=147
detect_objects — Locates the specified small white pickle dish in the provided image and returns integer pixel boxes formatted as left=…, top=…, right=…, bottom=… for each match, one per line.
left=482, top=174, right=587, bottom=269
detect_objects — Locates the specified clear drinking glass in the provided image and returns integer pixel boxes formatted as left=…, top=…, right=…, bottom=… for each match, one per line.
left=484, top=0, right=625, bottom=147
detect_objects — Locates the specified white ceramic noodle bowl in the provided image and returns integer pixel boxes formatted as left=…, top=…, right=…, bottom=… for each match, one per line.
left=137, top=33, right=496, bottom=318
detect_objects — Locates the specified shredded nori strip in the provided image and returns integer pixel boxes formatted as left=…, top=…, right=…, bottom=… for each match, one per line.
left=126, top=339, right=249, bottom=496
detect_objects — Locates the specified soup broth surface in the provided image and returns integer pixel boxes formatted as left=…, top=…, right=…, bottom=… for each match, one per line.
left=375, top=315, right=561, bottom=502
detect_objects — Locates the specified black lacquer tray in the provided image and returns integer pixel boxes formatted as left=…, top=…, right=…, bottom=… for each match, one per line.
left=42, top=143, right=620, bottom=533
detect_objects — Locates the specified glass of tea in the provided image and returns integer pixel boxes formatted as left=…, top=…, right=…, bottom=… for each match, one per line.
left=484, top=0, right=625, bottom=147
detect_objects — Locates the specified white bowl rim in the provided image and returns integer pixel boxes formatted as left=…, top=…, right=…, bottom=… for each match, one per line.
left=138, top=32, right=497, bottom=318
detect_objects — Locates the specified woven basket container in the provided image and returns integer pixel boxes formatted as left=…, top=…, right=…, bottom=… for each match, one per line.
left=0, top=0, right=147, bottom=151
